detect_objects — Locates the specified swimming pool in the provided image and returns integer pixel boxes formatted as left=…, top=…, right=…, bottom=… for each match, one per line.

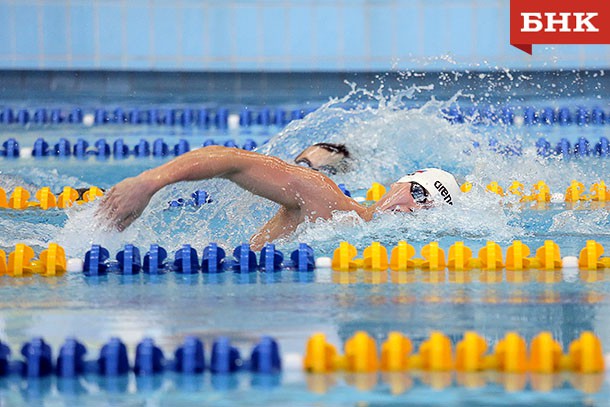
left=1, top=71, right=610, bottom=406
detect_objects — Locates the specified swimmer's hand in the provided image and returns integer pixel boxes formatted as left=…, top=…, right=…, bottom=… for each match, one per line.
left=97, top=175, right=157, bottom=231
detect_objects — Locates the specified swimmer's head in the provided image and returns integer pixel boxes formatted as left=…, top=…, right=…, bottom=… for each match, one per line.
left=295, top=143, right=351, bottom=174
left=396, top=169, right=461, bottom=206
left=375, top=168, right=461, bottom=213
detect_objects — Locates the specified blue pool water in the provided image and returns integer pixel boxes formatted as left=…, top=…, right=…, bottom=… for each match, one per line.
left=2, top=71, right=610, bottom=405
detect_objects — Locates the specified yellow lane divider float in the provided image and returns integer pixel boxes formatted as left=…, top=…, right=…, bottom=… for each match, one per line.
left=366, top=182, right=386, bottom=202
left=367, top=180, right=610, bottom=204
left=0, top=186, right=103, bottom=210
left=481, top=180, right=610, bottom=204
left=0, top=243, right=67, bottom=277
left=331, top=239, right=610, bottom=272
left=304, top=331, right=604, bottom=374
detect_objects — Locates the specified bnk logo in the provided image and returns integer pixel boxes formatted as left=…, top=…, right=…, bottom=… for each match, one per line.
left=510, top=0, right=610, bottom=54
left=521, top=13, right=599, bottom=33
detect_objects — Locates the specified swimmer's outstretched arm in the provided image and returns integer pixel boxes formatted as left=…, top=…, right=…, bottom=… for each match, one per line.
left=98, top=145, right=345, bottom=230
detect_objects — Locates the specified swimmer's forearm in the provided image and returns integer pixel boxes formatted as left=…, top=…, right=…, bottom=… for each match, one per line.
left=139, top=146, right=246, bottom=193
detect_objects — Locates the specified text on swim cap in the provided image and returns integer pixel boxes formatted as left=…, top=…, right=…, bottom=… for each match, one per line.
left=434, top=180, right=453, bottom=205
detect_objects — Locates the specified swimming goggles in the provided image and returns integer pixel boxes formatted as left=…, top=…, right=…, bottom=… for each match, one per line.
left=295, top=158, right=338, bottom=175
left=410, top=182, right=430, bottom=205
left=295, top=157, right=314, bottom=168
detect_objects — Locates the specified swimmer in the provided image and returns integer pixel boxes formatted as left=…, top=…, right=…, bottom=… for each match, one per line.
left=98, top=146, right=460, bottom=250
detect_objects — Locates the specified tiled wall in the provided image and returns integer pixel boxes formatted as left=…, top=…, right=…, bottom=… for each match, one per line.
left=0, top=0, right=607, bottom=71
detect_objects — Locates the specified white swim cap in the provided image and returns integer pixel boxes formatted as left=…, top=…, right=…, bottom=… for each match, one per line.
left=396, top=168, right=461, bottom=205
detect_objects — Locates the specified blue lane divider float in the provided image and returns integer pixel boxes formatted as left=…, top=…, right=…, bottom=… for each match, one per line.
left=83, top=243, right=314, bottom=276
left=134, top=338, right=164, bottom=375
left=32, top=138, right=49, bottom=157
left=210, top=337, right=241, bottom=374
left=50, top=109, right=63, bottom=124
left=56, top=338, right=87, bottom=378
left=173, top=336, right=205, bottom=374
left=16, top=109, right=29, bottom=125
left=180, top=108, right=194, bottom=127
left=1, top=138, right=19, bottom=157
left=240, top=108, right=253, bottom=127
left=3, top=137, right=271, bottom=160
left=198, top=108, right=210, bottom=127
left=7, top=135, right=610, bottom=160
left=153, top=138, right=170, bottom=157
left=128, top=109, right=141, bottom=124
left=1, top=341, right=10, bottom=375
left=259, top=244, right=283, bottom=273
left=597, top=137, right=610, bottom=156
left=536, top=137, right=610, bottom=158
left=173, top=139, right=190, bottom=156
left=69, top=108, right=83, bottom=124
left=83, top=245, right=110, bottom=276
left=250, top=336, right=282, bottom=374
left=443, top=105, right=608, bottom=126
left=143, top=244, right=168, bottom=274
left=574, top=137, right=591, bottom=157
left=73, top=139, right=88, bottom=158
left=168, top=189, right=212, bottom=208
left=21, top=338, right=54, bottom=377
left=1, top=108, right=14, bottom=124
left=338, top=183, right=351, bottom=197
left=202, top=243, right=226, bottom=274
left=55, top=138, right=71, bottom=157
left=134, top=139, right=150, bottom=157
left=535, top=138, right=552, bottom=157
left=33, top=108, right=47, bottom=124
left=291, top=243, right=315, bottom=272
left=0, top=335, right=279, bottom=379
left=0, top=106, right=314, bottom=128
left=173, top=244, right=200, bottom=274
left=116, top=245, right=142, bottom=275
left=258, top=108, right=271, bottom=126
left=215, top=108, right=229, bottom=129
left=242, top=139, right=258, bottom=151
left=113, top=139, right=129, bottom=158
left=98, top=338, right=130, bottom=376
left=232, top=244, right=259, bottom=273
left=95, top=139, right=111, bottom=157
left=0, top=105, right=608, bottom=128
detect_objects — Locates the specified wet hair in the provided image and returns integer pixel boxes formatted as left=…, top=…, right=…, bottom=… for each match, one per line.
left=313, top=142, right=350, bottom=158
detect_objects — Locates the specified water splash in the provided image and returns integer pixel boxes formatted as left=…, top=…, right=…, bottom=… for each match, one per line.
left=1, top=73, right=609, bottom=256
left=114, top=79, right=529, bottom=255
